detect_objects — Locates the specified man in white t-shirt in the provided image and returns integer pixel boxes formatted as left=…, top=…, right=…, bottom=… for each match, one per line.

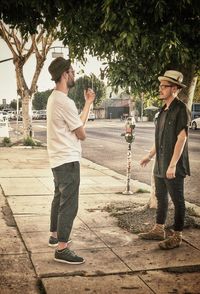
left=47, top=57, right=95, bottom=264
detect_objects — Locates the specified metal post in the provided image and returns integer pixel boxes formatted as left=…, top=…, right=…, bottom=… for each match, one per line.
left=123, top=142, right=133, bottom=195
left=121, top=116, right=136, bottom=195
left=16, top=95, right=19, bottom=139
left=29, top=98, right=33, bottom=138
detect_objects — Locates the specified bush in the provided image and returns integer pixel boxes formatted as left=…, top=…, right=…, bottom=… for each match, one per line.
left=23, top=136, right=36, bottom=146
left=2, top=137, right=11, bottom=146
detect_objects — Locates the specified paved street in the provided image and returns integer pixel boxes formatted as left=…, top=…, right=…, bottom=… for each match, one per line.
left=82, top=120, right=200, bottom=206
left=14, top=119, right=200, bottom=206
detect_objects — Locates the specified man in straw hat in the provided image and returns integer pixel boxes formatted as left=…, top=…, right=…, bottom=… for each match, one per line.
left=139, top=70, right=190, bottom=249
left=47, top=57, right=95, bottom=264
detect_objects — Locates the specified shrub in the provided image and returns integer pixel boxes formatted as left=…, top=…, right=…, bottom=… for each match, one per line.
left=23, top=136, right=36, bottom=146
left=2, top=137, right=11, bottom=146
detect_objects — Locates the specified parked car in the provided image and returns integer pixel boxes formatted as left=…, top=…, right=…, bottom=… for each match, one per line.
left=37, top=110, right=47, bottom=120
left=17, top=110, right=23, bottom=121
left=154, top=111, right=160, bottom=125
left=88, top=111, right=95, bottom=121
left=191, top=103, right=200, bottom=119
left=0, top=111, right=8, bottom=121
left=32, top=110, right=39, bottom=120
left=190, top=117, right=200, bottom=130
left=7, top=111, right=17, bottom=120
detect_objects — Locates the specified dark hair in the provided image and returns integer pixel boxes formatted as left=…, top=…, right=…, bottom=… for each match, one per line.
left=54, top=76, right=62, bottom=83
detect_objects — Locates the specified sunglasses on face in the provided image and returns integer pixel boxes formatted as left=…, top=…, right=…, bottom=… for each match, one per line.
left=159, top=84, right=173, bottom=90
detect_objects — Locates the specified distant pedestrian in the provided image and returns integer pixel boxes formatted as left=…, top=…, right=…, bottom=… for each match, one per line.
left=139, top=70, right=190, bottom=249
left=47, top=57, right=95, bottom=264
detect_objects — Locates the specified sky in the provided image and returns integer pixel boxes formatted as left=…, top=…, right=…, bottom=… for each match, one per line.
left=0, top=39, right=104, bottom=104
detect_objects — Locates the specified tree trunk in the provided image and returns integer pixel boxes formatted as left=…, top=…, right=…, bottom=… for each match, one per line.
left=186, top=76, right=198, bottom=111
left=22, top=93, right=33, bottom=138
left=177, top=64, right=197, bottom=108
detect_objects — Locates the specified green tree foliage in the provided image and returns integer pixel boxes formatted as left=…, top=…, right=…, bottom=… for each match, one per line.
left=0, top=0, right=199, bottom=97
left=9, top=99, right=22, bottom=110
left=33, top=89, right=53, bottom=110
left=69, top=75, right=106, bottom=111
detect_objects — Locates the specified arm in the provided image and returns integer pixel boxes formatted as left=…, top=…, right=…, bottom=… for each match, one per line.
left=80, top=88, right=95, bottom=126
left=74, top=88, right=95, bottom=140
left=166, top=129, right=187, bottom=179
left=74, top=126, right=86, bottom=141
left=140, top=144, right=156, bottom=167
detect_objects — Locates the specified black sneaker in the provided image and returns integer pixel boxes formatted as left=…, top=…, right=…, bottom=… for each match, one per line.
left=48, top=236, right=58, bottom=247
left=48, top=236, right=72, bottom=248
left=54, top=248, right=85, bottom=264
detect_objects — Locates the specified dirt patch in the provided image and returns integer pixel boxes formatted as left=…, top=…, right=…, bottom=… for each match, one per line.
left=104, top=201, right=200, bottom=234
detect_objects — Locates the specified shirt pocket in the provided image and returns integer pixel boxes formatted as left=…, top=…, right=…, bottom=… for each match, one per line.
left=167, top=118, right=175, bottom=127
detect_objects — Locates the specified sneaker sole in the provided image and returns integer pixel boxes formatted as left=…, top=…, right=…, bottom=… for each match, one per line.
left=138, top=235, right=165, bottom=241
left=48, top=239, right=72, bottom=248
left=54, top=258, right=85, bottom=265
left=159, top=243, right=181, bottom=250
left=48, top=243, right=58, bottom=248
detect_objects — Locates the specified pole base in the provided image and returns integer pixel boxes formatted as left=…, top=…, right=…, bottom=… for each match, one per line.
left=122, top=190, right=133, bottom=195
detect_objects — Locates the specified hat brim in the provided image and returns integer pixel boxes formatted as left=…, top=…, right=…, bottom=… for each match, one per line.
left=158, top=76, right=186, bottom=88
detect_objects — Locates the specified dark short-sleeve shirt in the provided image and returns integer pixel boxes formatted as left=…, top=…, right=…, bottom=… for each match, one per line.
left=154, top=97, right=190, bottom=178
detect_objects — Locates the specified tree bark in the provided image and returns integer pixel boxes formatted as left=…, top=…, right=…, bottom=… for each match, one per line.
left=22, top=93, right=33, bottom=138
left=177, top=64, right=197, bottom=108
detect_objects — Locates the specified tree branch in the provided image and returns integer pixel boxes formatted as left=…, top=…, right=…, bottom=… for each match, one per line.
left=0, top=21, right=18, bottom=58
left=30, top=35, right=54, bottom=94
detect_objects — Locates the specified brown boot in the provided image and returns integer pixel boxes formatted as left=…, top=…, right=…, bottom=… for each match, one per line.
left=159, top=231, right=182, bottom=250
left=138, top=224, right=165, bottom=240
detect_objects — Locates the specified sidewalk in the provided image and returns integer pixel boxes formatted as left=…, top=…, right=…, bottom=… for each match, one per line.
left=0, top=146, right=200, bottom=294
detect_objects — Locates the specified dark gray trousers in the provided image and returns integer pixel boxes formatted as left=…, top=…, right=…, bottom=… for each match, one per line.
left=155, top=176, right=185, bottom=231
left=50, top=162, right=80, bottom=242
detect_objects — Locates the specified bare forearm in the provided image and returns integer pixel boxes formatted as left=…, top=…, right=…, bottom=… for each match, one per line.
left=169, top=136, right=187, bottom=168
left=80, top=101, right=91, bottom=126
left=80, top=88, right=95, bottom=126
left=148, top=144, right=156, bottom=160
left=140, top=144, right=156, bottom=167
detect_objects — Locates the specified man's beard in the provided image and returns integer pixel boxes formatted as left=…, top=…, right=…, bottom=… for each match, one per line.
left=67, top=79, right=75, bottom=88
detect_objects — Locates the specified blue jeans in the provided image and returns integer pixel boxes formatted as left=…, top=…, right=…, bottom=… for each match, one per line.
left=50, top=162, right=80, bottom=242
left=154, top=176, right=185, bottom=231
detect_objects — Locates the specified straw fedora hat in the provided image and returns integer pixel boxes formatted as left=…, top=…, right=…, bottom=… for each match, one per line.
left=158, top=70, right=186, bottom=88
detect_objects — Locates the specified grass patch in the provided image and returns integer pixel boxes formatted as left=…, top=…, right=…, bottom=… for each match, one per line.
left=2, top=137, right=12, bottom=147
left=23, top=136, right=36, bottom=146
left=135, top=188, right=150, bottom=193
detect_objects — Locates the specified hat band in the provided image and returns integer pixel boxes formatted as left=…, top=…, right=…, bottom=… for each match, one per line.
left=164, top=75, right=181, bottom=83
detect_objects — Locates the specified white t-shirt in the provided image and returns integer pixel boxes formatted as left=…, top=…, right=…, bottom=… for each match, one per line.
left=47, top=90, right=83, bottom=168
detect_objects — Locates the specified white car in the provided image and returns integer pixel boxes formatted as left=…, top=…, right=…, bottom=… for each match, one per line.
left=7, top=111, right=17, bottom=120
left=191, top=117, right=200, bottom=130
left=32, top=110, right=39, bottom=120
left=88, top=111, right=95, bottom=121
left=0, top=111, right=8, bottom=121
